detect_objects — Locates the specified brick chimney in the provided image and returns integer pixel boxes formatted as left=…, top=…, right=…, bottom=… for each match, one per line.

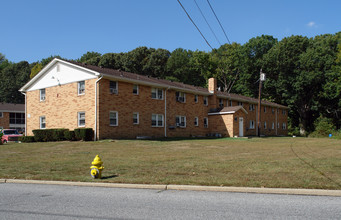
left=208, top=78, right=217, bottom=94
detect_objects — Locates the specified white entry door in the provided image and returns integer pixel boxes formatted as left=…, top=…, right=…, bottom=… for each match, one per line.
left=239, top=117, right=244, bottom=137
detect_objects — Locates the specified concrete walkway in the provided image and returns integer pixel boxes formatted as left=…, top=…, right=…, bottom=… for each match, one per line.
left=1, top=179, right=340, bottom=197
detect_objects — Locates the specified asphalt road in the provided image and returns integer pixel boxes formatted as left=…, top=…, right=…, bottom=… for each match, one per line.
left=0, top=183, right=340, bottom=220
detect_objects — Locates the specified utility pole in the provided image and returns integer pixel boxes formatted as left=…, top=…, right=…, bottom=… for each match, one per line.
left=257, top=69, right=266, bottom=137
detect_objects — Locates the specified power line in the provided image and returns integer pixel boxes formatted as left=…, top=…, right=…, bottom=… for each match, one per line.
left=206, top=0, right=231, bottom=44
left=193, top=0, right=221, bottom=47
left=176, top=0, right=213, bottom=50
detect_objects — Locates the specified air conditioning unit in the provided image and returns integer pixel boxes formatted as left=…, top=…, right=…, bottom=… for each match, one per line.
left=176, top=96, right=184, bottom=102
left=110, top=88, right=118, bottom=94
left=158, top=95, right=163, bottom=99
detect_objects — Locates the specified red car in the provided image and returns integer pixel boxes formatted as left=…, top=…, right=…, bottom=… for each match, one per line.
left=1, top=129, right=23, bottom=144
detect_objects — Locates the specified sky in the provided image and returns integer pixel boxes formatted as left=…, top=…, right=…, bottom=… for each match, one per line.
left=1, top=0, right=340, bottom=63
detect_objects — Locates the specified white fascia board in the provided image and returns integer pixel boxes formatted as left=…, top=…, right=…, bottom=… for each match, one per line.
left=217, top=94, right=288, bottom=109
left=19, top=58, right=100, bottom=92
left=101, top=74, right=211, bottom=96
left=208, top=111, right=236, bottom=115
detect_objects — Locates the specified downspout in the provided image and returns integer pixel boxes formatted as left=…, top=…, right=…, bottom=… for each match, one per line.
left=94, top=75, right=103, bottom=141
left=21, top=92, right=27, bottom=136
left=164, top=87, right=171, bottom=137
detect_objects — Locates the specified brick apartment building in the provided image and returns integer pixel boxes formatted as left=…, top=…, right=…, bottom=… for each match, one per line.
left=19, top=58, right=288, bottom=140
left=0, top=103, right=25, bottom=132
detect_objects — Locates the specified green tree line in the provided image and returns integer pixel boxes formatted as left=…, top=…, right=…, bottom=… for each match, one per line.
left=1, top=32, right=340, bottom=135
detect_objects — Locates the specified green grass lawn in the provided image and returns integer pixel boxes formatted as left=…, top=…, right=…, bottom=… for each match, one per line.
left=1, top=137, right=340, bottom=189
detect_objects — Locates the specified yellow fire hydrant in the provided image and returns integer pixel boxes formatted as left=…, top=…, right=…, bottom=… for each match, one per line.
left=90, top=155, right=104, bottom=179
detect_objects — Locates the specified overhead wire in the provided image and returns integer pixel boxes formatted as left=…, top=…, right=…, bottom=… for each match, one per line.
left=193, top=0, right=221, bottom=47
left=176, top=0, right=213, bottom=50
left=206, top=0, right=231, bottom=44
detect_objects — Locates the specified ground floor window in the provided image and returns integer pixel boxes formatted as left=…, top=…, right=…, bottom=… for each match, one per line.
left=40, top=116, right=46, bottom=129
left=133, top=112, right=139, bottom=124
left=264, top=121, right=267, bottom=129
left=78, top=112, right=85, bottom=127
left=152, top=114, right=163, bottom=127
left=282, top=123, right=286, bottom=130
left=10, top=113, right=25, bottom=125
left=249, top=120, right=255, bottom=129
left=176, top=116, right=186, bottom=128
left=110, top=111, right=118, bottom=126
left=272, top=122, right=275, bottom=130
left=194, top=117, right=199, bottom=126
left=204, top=117, right=208, bottom=128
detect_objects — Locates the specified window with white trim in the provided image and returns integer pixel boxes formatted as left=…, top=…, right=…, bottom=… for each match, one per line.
left=204, top=117, right=208, bottom=128
left=109, top=111, right=118, bottom=126
left=78, top=112, right=85, bottom=127
left=249, top=104, right=255, bottom=111
left=133, top=84, right=139, bottom=95
left=272, top=122, right=275, bottom=129
left=40, top=116, right=46, bottom=129
left=110, top=81, right=118, bottom=94
left=238, top=102, right=243, bottom=106
left=40, top=89, right=46, bottom=101
left=176, top=116, right=186, bottom=128
left=282, top=109, right=286, bottom=115
left=133, top=112, right=139, bottom=124
left=264, top=121, right=267, bottom=129
left=219, top=99, right=224, bottom=108
left=203, top=96, right=208, bottom=106
left=0, top=112, right=3, bottom=118
left=272, top=108, right=275, bottom=114
left=282, top=123, right=286, bottom=130
left=78, top=81, right=85, bottom=95
left=194, top=117, right=199, bottom=126
left=249, top=120, right=255, bottom=129
left=151, top=88, right=163, bottom=100
left=194, top=95, right=198, bottom=103
left=152, top=114, right=163, bottom=127
left=230, top=100, right=233, bottom=106
left=176, top=91, right=186, bottom=103
left=264, top=106, right=267, bottom=113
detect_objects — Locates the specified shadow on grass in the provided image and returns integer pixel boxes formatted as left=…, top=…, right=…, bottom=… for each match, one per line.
left=101, top=174, right=119, bottom=180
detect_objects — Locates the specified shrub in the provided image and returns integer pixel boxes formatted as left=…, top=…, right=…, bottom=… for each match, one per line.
left=33, top=129, right=67, bottom=142
left=52, top=129, right=68, bottom=141
left=19, top=136, right=36, bottom=143
left=309, top=116, right=336, bottom=138
left=0, top=131, right=3, bottom=145
left=74, top=128, right=94, bottom=141
left=64, top=130, right=76, bottom=141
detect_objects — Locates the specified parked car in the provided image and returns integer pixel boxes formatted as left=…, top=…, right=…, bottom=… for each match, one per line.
left=1, top=129, right=23, bottom=144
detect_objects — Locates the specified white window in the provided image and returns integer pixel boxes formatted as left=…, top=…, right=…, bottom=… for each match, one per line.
left=110, top=81, right=118, bottom=94
left=152, top=114, right=164, bottom=127
left=151, top=88, right=163, bottom=100
left=249, top=120, right=255, bottom=129
left=78, top=81, right=85, bottom=95
left=272, top=122, right=275, bottom=129
left=204, top=117, right=208, bottom=128
left=176, top=91, right=186, bottom=103
left=230, top=100, right=233, bottom=106
left=272, top=108, right=275, bottom=114
left=264, top=121, right=267, bottom=129
left=282, top=123, right=286, bottom=130
left=109, top=111, right=118, bottom=126
left=264, top=106, right=267, bottom=113
left=133, top=84, right=139, bottom=95
left=219, top=99, right=224, bottom=108
left=249, top=104, right=255, bottom=111
left=203, top=96, right=208, bottom=106
left=40, top=116, right=46, bottom=129
left=133, top=112, right=139, bottom=124
left=40, top=89, right=46, bottom=101
left=238, top=102, right=243, bottom=106
left=194, top=117, right=199, bottom=126
left=176, top=116, right=186, bottom=128
left=78, top=112, right=85, bottom=127
left=194, top=95, right=198, bottom=103
left=0, top=112, right=3, bottom=118
left=282, top=109, right=286, bottom=115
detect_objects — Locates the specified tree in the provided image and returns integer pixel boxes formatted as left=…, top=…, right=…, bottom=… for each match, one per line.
left=142, top=48, right=170, bottom=78
left=98, top=53, right=124, bottom=69
left=30, top=63, right=42, bottom=79
left=122, top=47, right=153, bottom=75
left=77, top=51, right=101, bottom=63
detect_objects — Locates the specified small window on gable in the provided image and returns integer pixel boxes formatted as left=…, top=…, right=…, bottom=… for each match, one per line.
left=78, top=81, right=85, bottom=95
left=110, top=81, right=118, bottom=94
left=151, top=88, right=163, bottom=100
left=78, top=112, right=85, bottom=127
left=133, top=84, right=139, bottom=95
left=110, top=111, right=118, bottom=126
left=194, top=95, right=198, bottom=103
left=133, top=112, right=139, bottom=124
left=40, top=116, right=46, bottom=129
left=40, top=89, right=46, bottom=101
left=56, top=64, right=60, bottom=72
left=176, top=91, right=186, bottom=103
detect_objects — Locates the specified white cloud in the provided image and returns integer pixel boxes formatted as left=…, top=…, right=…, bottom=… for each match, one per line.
left=307, top=21, right=316, bottom=27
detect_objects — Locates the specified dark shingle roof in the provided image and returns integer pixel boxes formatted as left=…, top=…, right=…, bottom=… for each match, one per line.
left=0, top=103, right=25, bottom=112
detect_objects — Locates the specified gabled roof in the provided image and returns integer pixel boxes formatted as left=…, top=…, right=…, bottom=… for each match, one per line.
left=208, top=106, right=248, bottom=115
left=0, top=103, right=25, bottom=112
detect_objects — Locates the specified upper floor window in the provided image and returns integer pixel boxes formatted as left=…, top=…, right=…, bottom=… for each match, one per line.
left=203, top=96, right=208, bottom=106
left=40, top=89, right=46, bottom=101
left=78, top=112, right=85, bottom=127
left=249, top=104, right=255, bottom=111
left=264, top=106, right=267, bottom=113
left=229, top=100, right=233, bottom=106
left=110, top=81, right=118, bottom=94
left=133, top=84, right=139, bottom=95
left=176, top=116, right=186, bottom=128
left=40, top=116, right=46, bottom=129
left=0, top=112, right=3, bottom=118
left=272, top=108, right=275, bottom=114
left=152, top=114, right=164, bottom=127
left=238, top=102, right=243, bottom=106
left=133, top=112, right=139, bottom=124
left=219, top=99, right=224, bottom=108
left=109, top=111, right=118, bottom=126
left=78, top=81, right=85, bottom=95
left=151, top=88, right=163, bottom=100
left=282, top=109, right=286, bottom=115
left=176, top=91, right=186, bottom=103
left=194, top=117, right=199, bottom=126
left=194, top=95, right=198, bottom=103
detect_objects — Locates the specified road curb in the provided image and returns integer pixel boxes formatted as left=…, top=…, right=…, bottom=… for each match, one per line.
left=2, top=179, right=341, bottom=196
